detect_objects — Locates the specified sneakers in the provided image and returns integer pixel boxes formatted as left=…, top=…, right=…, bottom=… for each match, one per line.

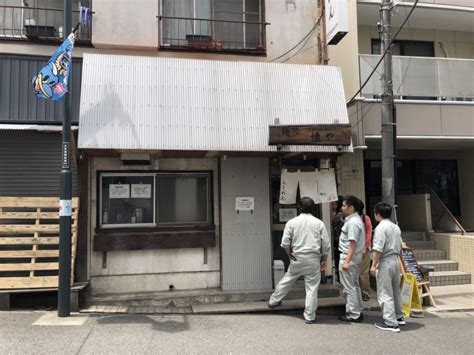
left=304, top=319, right=316, bottom=324
left=362, top=293, right=370, bottom=302
left=375, top=321, right=401, bottom=333
left=397, top=317, right=406, bottom=326
left=268, top=300, right=282, bottom=309
left=338, top=313, right=364, bottom=323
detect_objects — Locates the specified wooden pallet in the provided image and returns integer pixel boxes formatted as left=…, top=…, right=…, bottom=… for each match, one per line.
left=0, top=197, right=79, bottom=289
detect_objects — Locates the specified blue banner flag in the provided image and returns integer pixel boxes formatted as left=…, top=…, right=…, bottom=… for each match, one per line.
left=32, top=32, right=75, bottom=101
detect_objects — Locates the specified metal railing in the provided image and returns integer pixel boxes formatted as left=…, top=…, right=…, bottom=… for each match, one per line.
left=430, top=188, right=466, bottom=235
left=359, top=54, right=474, bottom=101
left=0, top=4, right=91, bottom=43
left=158, top=15, right=267, bottom=53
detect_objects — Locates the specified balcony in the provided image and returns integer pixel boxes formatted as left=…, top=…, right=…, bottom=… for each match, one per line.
left=359, top=54, right=474, bottom=101
left=0, top=2, right=91, bottom=44
left=158, top=15, right=267, bottom=54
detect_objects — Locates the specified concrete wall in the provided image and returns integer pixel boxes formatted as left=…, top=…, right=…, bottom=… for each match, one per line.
left=336, top=150, right=366, bottom=202
left=362, top=102, right=474, bottom=138
left=88, top=156, right=221, bottom=294
left=458, top=149, right=474, bottom=230
left=397, top=194, right=433, bottom=231
left=431, top=233, right=474, bottom=280
left=358, top=25, right=474, bottom=59
left=327, top=0, right=360, bottom=99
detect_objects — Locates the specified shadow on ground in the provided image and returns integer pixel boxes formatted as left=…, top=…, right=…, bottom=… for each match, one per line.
left=93, top=314, right=190, bottom=333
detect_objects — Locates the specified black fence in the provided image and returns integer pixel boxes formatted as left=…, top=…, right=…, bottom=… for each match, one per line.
left=159, top=15, right=267, bottom=54
left=0, top=4, right=91, bottom=43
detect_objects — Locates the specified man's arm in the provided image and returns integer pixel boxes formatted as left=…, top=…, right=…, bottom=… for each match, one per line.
left=342, top=240, right=356, bottom=272
left=370, top=250, right=382, bottom=276
left=283, top=245, right=297, bottom=261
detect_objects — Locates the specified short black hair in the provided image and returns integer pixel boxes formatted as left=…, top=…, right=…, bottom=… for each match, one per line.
left=356, top=199, right=365, bottom=216
left=343, top=195, right=359, bottom=211
left=373, top=202, right=392, bottom=219
left=299, top=197, right=315, bottom=214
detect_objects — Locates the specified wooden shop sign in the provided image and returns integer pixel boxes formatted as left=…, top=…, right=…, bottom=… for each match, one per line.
left=268, top=124, right=351, bottom=146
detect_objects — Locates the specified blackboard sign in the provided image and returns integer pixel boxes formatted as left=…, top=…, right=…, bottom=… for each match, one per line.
left=401, top=248, right=424, bottom=283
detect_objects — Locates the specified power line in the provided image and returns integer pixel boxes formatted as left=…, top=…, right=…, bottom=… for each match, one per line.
left=281, top=13, right=324, bottom=63
left=346, top=0, right=419, bottom=107
left=268, top=14, right=322, bottom=63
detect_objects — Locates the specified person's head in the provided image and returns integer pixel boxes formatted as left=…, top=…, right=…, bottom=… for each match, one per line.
left=331, top=195, right=344, bottom=213
left=355, top=199, right=365, bottom=216
left=373, top=202, right=392, bottom=222
left=341, top=195, right=359, bottom=216
left=299, top=197, right=315, bottom=214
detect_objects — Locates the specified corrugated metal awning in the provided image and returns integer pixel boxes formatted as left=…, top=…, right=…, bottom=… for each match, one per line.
left=78, top=54, right=352, bottom=153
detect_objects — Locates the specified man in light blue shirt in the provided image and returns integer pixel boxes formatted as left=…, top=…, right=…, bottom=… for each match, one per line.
left=338, top=195, right=365, bottom=322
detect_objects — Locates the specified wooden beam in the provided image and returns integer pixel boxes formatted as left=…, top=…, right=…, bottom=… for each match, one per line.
left=268, top=124, right=351, bottom=146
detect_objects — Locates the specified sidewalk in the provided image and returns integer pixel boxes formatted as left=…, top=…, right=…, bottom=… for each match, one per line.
left=79, top=284, right=473, bottom=315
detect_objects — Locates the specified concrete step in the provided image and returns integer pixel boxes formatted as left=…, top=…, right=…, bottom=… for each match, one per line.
left=418, top=260, right=459, bottom=272
left=429, top=271, right=472, bottom=287
left=89, top=284, right=340, bottom=308
left=405, top=241, right=436, bottom=250
left=413, top=249, right=446, bottom=261
left=402, top=231, right=426, bottom=241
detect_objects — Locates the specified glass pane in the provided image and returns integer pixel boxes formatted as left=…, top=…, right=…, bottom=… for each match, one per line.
left=158, top=175, right=210, bottom=224
left=101, top=175, right=154, bottom=226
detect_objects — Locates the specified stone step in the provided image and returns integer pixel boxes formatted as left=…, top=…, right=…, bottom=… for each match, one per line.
left=402, top=231, right=426, bottom=241
left=89, top=284, right=340, bottom=308
left=429, top=271, right=472, bottom=287
left=413, top=249, right=446, bottom=261
left=418, top=259, right=459, bottom=272
left=405, top=241, right=435, bottom=250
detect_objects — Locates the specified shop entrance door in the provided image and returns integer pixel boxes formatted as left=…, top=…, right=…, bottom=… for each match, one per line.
left=221, top=157, right=272, bottom=291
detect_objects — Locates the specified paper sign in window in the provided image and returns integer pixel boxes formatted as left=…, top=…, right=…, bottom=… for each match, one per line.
left=109, top=184, right=130, bottom=199
left=279, top=208, right=298, bottom=222
left=131, top=184, right=152, bottom=198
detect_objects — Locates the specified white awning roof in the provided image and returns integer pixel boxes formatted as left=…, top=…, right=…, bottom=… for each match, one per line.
left=78, top=54, right=352, bottom=153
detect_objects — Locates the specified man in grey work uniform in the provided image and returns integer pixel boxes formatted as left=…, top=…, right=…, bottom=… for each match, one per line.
left=370, top=202, right=405, bottom=333
left=268, top=197, right=330, bottom=324
left=338, top=195, right=365, bottom=322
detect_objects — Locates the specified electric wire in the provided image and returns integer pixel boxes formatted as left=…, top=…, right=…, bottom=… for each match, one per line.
left=346, top=0, right=419, bottom=107
left=268, top=13, right=323, bottom=63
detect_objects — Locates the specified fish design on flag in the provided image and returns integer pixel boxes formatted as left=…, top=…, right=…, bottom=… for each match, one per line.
left=32, top=32, right=75, bottom=101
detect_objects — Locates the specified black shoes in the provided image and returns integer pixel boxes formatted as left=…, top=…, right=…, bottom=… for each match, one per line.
left=375, top=321, right=401, bottom=333
left=397, top=316, right=406, bottom=326
left=338, top=313, right=364, bottom=323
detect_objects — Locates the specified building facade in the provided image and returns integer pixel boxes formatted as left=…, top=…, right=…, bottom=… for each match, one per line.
left=0, top=0, right=360, bottom=296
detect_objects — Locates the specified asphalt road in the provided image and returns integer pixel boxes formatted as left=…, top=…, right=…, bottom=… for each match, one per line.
left=1, top=310, right=473, bottom=354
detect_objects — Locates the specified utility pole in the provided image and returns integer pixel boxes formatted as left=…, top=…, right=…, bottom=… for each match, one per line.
left=58, top=0, right=72, bottom=317
left=379, top=0, right=397, bottom=222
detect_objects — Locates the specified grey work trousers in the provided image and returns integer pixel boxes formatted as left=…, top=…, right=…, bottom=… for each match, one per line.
left=376, top=255, right=404, bottom=327
left=339, top=255, right=364, bottom=319
left=269, top=254, right=321, bottom=321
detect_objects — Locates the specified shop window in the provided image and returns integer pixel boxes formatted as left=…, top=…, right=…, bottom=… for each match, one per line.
left=99, top=172, right=212, bottom=228
left=157, top=174, right=212, bottom=225
left=100, top=173, right=156, bottom=228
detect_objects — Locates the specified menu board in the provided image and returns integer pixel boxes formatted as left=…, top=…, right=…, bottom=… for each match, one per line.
left=401, top=248, right=424, bottom=283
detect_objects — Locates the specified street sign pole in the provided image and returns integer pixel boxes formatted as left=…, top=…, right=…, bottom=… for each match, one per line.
left=58, top=0, right=72, bottom=317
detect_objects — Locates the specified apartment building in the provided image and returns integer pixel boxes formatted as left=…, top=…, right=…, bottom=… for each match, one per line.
left=0, top=1, right=359, bottom=297
left=352, top=0, right=473, bottom=232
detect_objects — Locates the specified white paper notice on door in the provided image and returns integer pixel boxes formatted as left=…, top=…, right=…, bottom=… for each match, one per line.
left=235, top=197, right=254, bottom=211
left=279, top=169, right=298, bottom=204
left=109, top=184, right=130, bottom=199
left=279, top=208, right=298, bottom=222
left=131, top=184, right=152, bottom=198
left=316, top=169, right=338, bottom=203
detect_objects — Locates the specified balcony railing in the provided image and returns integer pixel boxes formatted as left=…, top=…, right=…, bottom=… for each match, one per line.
left=359, top=54, right=474, bottom=101
left=0, top=4, right=91, bottom=43
left=158, top=15, right=267, bottom=54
